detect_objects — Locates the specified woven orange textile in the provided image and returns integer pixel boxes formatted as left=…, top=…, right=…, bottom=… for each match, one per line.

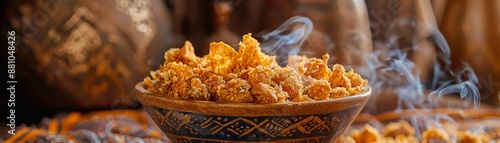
left=2, top=110, right=170, bottom=143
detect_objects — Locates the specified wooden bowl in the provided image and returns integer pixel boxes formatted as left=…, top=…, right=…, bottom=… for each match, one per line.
left=133, top=82, right=371, bottom=142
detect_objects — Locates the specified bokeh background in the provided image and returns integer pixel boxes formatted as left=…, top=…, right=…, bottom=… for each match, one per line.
left=1, top=0, right=499, bottom=140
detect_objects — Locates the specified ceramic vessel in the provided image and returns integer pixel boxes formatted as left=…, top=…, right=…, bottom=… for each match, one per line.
left=134, top=82, right=371, bottom=142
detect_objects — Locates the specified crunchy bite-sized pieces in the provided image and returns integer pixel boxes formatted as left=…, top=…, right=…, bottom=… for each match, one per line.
left=350, top=124, right=383, bottom=143
left=301, top=54, right=331, bottom=80
left=247, top=65, right=276, bottom=85
left=145, top=33, right=369, bottom=103
left=164, top=48, right=180, bottom=64
left=303, top=79, right=332, bottom=100
left=203, top=42, right=238, bottom=74
left=330, top=87, right=350, bottom=98
left=457, top=131, right=482, bottom=143
left=145, top=62, right=195, bottom=98
left=328, top=64, right=368, bottom=96
left=236, top=68, right=252, bottom=80
left=223, top=73, right=240, bottom=81
left=292, top=61, right=307, bottom=76
left=275, top=86, right=290, bottom=103
left=422, top=126, right=451, bottom=143
left=215, top=78, right=254, bottom=103
left=299, top=73, right=315, bottom=85
left=234, top=34, right=276, bottom=71
left=347, top=86, right=365, bottom=96
left=171, top=80, right=190, bottom=99
left=457, top=131, right=492, bottom=143
left=273, top=67, right=303, bottom=100
left=143, top=76, right=155, bottom=92
left=202, top=73, right=225, bottom=96
left=383, top=120, right=416, bottom=138
left=342, top=120, right=499, bottom=143
left=252, top=83, right=279, bottom=103
left=346, top=69, right=367, bottom=87
left=329, top=64, right=352, bottom=88
left=187, top=78, right=210, bottom=100
left=164, top=41, right=201, bottom=67
left=346, top=68, right=367, bottom=95
left=247, top=65, right=292, bottom=102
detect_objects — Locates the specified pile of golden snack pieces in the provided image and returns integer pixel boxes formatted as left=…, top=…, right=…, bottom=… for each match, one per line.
left=336, top=120, right=500, bottom=143
left=144, top=34, right=367, bottom=103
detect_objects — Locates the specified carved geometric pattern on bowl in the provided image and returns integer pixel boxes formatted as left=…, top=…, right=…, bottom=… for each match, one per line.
left=152, top=109, right=191, bottom=131
left=151, top=107, right=341, bottom=138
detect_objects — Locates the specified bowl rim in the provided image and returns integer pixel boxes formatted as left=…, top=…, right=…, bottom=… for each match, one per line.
left=133, top=82, right=371, bottom=116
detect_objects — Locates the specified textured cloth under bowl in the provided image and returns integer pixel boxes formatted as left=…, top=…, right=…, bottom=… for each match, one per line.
left=2, top=110, right=170, bottom=143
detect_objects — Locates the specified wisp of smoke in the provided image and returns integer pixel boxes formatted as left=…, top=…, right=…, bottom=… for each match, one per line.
left=426, top=30, right=481, bottom=109
left=259, top=15, right=481, bottom=116
left=259, top=16, right=313, bottom=65
left=366, top=15, right=481, bottom=112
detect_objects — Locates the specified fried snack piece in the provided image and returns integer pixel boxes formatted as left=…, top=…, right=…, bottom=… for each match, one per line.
left=146, top=33, right=368, bottom=103
left=224, top=73, right=240, bottom=81
left=204, top=42, right=238, bottom=74
left=350, top=124, right=383, bottom=143
left=169, top=66, right=208, bottom=100
left=329, top=64, right=352, bottom=88
left=251, top=83, right=290, bottom=103
left=457, top=131, right=482, bottom=143
left=383, top=120, right=416, bottom=138
left=145, top=62, right=195, bottom=97
left=346, top=69, right=367, bottom=87
left=164, top=41, right=201, bottom=67
left=247, top=65, right=276, bottom=86
left=187, top=78, right=210, bottom=101
left=347, top=86, right=366, bottom=96
left=275, top=86, right=290, bottom=103
left=457, top=131, right=492, bottom=143
left=329, top=64, right=367, bottom=96
left=273, top=67, right=303, bottom=100
left=247, top=66, right=290, bottom=103
left=146, top=62, right=212, bottom=100
left=300, top=54, right=331, bottom=80
left=252, top=83, right=279, bottom=104
left=234, top=34, right=276, bottom=72
left=346, top=69, right=367, bottom=95
left=202, top=73, right=225, bottom=96
left=215, top=78, right=254, bottom=103
left=330, top=87, right=350, bottom=98
left=143, top=76, right=155, bottom=92
left=422, top=126, right=451, bottom=143
left=303, top=79, right=332, bottom=100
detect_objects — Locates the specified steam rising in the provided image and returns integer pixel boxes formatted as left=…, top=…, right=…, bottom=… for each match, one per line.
left=259, top=16, right=313, bottom=65
left=428, top=31, right=480, bottom=109
left=259, top=16, right=481, bottom=113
